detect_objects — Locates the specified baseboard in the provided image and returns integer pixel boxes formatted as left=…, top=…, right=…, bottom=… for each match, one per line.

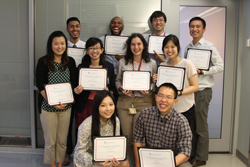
left=236, top=149, right=248, bottom=166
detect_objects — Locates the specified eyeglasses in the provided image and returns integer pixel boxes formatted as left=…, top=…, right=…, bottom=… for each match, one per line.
left=88, top=47, right=101, bottom=51
left=157, top=94, right=174, bottom=100
left=152, top=19, right=165, bottom=23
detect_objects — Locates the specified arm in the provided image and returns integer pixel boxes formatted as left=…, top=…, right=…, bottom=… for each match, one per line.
left=134, top=142, right=143, bottom=167
left=107, top=62, right=116, bottom=93
left=153, top=50, right=166, bottom=63
left=36, top=57, right=47, bottom=92
left=179, top=74, right=198, bottom=96
left=175, top=153, right=189, bottom=166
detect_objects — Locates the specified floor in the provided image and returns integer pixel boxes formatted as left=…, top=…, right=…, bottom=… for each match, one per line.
left=0, top=152, right=247, bottom=167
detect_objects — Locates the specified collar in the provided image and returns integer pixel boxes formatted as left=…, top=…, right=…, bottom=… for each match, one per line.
left=68, top=39, right=81, bottom=47
left=190, top=37, right=205, bottom=47
left=100, top=118, right=112, bottom=127
left=152, top=32, right=166, bottom=36
left=154, top=107, right=175, bottom=121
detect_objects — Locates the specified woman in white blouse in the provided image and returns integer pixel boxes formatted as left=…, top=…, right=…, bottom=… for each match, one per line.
left=74, top=90, right=129, bottom=167
left=116, top=33, right=157, bottom=166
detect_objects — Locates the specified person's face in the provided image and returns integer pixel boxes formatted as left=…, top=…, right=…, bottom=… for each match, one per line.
left=151, top=16, right=166, bottom=33
left=189, top=20, right=206, bottom=40
left=66, top=20, right=81, bottom=39
left=155, top=86, right=178, bottom=116
left=130, top=37, right=144, bottom=57
left=52, top=36, right=66, bottom=57
left=85, top=43, right=104, bottom=61
left=99, top=96, right=115, bottom=123
left=109, top=17, right=124, bottom=35
left=163, top=40, right=178, bottom=60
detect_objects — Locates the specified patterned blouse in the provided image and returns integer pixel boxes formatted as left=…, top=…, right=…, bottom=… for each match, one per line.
left=41, top=62, right=71, bottom=112
left=74, top=116, right=120, bottom=167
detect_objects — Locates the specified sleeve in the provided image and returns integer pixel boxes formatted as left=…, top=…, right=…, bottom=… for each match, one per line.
left=133, top=112, right=145, bottom=143
left=115, top=117, right=120, bottom=136
left=203, top=45, right=224, bottom=75
left=150, top=60, right=157, bottom=89
left=74, top=117, right=93, bottom=167
left=186, top=59, right=197, bottom=78
left=107, top=62, right=117, bottom=93
left=115, top=58, right=124, bottom=91
left=69, top=57, right=77, bottom=89
left=36, top=57, right=47, bottom=92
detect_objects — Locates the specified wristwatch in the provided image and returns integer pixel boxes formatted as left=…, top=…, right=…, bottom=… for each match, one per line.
left=179, top=90, right=182, bottom=96
left=199, top=70, right=203, bottom=75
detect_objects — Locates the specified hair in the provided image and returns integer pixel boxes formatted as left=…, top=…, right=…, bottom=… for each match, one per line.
left=81, top=37, right=105, bottom=66
left=162, top=34, right=180, bottom=53
left=91, top=90, right=117, bottom=142
left=156, top=82, right=178, bottom=99
left=150, top=11, right=167, bottom=23
left=66, top=17, right=80, bottom=27
left=189, top=16, right=206, bottom=28
left=124, top=33, right=150, bottom=65
left=45, top=30, right=68, bottom=72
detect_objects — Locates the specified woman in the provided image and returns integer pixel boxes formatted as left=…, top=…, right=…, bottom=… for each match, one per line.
left=153, top=34, right=199, bottom=159
left=36, top=30, right=77, bottom=167
left=74, top=90, right=129, bottom=167
left=116, top=33, right=157, bottom=165
left=74, top=37, right=116, bottom=129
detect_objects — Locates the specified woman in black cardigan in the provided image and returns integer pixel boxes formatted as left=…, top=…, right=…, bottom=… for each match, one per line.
left=74, top=37, right=117, bottom=128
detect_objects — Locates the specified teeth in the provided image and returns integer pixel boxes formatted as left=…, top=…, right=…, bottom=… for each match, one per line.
left=160, top=104, right=166, bottom=107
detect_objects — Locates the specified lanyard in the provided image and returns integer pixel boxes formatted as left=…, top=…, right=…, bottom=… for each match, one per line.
left=132, top=59, right=142, bottom=71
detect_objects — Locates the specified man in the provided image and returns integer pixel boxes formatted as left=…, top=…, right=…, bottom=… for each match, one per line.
left=184, top=17, right=224, bottom=167
left=145, top=11, right=169, bottom=64
left=134, top=83, right=192, bottom=167
left=99, top=16, right=125, bottom=75
left=66, top=17, right=85, bottom=48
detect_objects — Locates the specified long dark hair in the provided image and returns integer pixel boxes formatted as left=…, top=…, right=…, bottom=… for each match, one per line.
left=124, top=33, right=150, bottom=65
left=45, top=30, right=68, bottom=72
left=91, top=90, right=117, bottom=142
left=81, top=37, right=105, bottom=66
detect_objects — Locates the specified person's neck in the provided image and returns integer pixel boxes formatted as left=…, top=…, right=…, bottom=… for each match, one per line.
left=153, top=29, right=164, bottom=36
left=70, top=38, right=79, bottom=45
left=90, top=59, right=100, bottom=67
left=100, top=118, right=108, bottom=125
left=54, top=55, right=62, bottom=63
left=192, top=37, right=202, bottom=46
left=167, top=56, right=181, bottom=66
left=133, top=55, right=142, bottom=63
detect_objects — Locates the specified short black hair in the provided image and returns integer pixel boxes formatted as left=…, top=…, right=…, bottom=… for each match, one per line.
left=189, top=16, right=206, bottom=28
left=162, top=34, right=180, bottom=53
left=150, top=11, right=167, bottom=23
left=156, top=82, right=178, bottom=99
left=66, top=17, right=80, bottom=27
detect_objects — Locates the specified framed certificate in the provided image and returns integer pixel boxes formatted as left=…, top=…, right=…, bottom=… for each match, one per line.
left=138, top=148, right=176, bottom=167
left=93, top=136, right=127, bottom=162
left=79, top=68, right=107, bottom=90
left=45, top=82, right=74, bottom=106
left=122, top=71, right=151, bottom=91
left=104, top=35, right=128, bottom=55
left=148, top=35, right=165, bottom=54
left=67, top=47, right=86, bottom=67
left=156, top=66, right=185, bottom=91
left=186, top=48, right=212, bottom=71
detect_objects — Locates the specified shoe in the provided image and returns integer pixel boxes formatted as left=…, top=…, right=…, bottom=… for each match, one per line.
left=62, top=155, right=71, bottom=166
left=189, top=158, right=195, bottom=164
left=192, top=160, right=206, bottom=167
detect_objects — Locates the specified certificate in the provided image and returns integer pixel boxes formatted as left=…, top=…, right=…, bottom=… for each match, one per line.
left=104, top=35, right=128, bottom=55
left=186, top=48, right=212, bottom=71
left=79, top=68, right=107, bottom=90
left=93, top=136, right=127, bottom=162
left=148, top=35, right=165, bottom=54
left=67, top=47, right=86, bottom=67
left=156, top=66, right=185, bottom=91
left=45, top=83, right=74, bottom=106
left=138, top=148, right=176, bottom=167
left=122, top=71, right=151, bottom=91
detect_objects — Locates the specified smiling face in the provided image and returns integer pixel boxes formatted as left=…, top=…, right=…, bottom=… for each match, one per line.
left=85, top=42, right=104, bottom=61
left=66, top=20, right=81, bottom=40
left=99, top=96, right=115, bottom=124
left=130, top=37, right=144, bottom=57
left=52, top=36, right=66, bottom=57
left=155, top=86, right=178, bottom=116
left=189, top=20, right=206, bottom=41
left=151, top=16, right=166, bottom=34
left=163, top=40, right=178, bottom=60
left=110, top=17, right=124, bottom=36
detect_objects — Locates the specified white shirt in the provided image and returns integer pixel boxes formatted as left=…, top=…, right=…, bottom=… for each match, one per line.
left=184, top=38, right=224, bottom=91
left=68, top=39, right=85, bottom=48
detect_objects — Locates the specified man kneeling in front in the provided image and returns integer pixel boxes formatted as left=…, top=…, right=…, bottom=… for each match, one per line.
left=134, top=82, right=192, bottom=167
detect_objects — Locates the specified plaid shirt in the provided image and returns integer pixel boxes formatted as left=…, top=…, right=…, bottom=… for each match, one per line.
left=133, top=106, right=192, bottom=157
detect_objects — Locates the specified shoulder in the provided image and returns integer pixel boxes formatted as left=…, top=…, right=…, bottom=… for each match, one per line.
left=99, top=36, right=105, bottom=42
left=104, top=61, right=114, bottom=68
left=37, top=56, right=47, bottom=67
left=78, top=63, right=88, bottom=69
left=140, top=106, right=157, bottom=117
left=173, top=110, right=189, bottom=126
left=79, top=116, right=92, bottom=130
left=115, top=116, right=120, bottom=124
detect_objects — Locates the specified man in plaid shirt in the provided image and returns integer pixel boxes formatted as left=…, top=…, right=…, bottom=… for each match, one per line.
left=134, top=83, right=192, bottom=167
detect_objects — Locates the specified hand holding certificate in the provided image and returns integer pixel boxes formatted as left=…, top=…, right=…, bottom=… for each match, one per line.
left=104, top=35, right=128, bottom=55
left=93, top=136, right=127, bottom=162
left=186, top=48, right=212, bottom=71
left=148, top=36, right=165, bottom=54
left=45, top=83, right=74, bottom=106
left=67, top=47, right=86, bottom=67
left=138, top=148, right=176, bottom=167
left=156, top=66, right=185, bottom=91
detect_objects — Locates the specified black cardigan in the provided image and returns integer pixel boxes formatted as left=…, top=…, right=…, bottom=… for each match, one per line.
left=36, top=56, right=77, bottom=113
left=75, top=61, right=117, bottom=113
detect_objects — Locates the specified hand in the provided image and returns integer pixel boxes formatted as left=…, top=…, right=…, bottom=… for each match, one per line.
left=94, top=159, right=113, bottom=167
left=119, top=86, right=131, bottom=95
left=152, top=74, right=158, bottom=83
left=110, top=158, right=120, bottom=167
left=154, top=50, right=166, bottom=63
left=53, top=102, right=67, bottom=110
left=74, top=85, right=84, bottom=94
left=104, top=87, right=109, bottom=91
left=140, top=87, right=152, bottom=95
left=114, top=54, right=123, bottom=61
left=196, top=69, right=200, bottom=74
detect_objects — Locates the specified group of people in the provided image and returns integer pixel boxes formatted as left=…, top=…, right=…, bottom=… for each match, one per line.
left=36, top=10, right=224, bottom=167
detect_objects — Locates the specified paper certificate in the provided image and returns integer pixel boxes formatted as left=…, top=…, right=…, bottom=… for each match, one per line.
left=138, top=148, right=176, bottom=167
left=148, top=36, right=165, bottom=54
left=104, top=35, right=128, bottom=55
left=122, top=71, right=151, bottom=91
left=67, top=47, right=86, bottom=67
left=45, top=83, right=74, bottom=106
left=186, top=48, right=212, bottom=71
left=93, top=136, right=127, bottom=162
left=156, top=66, right=185, bottom=91
left=79, top=68, right=107, bottom=90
